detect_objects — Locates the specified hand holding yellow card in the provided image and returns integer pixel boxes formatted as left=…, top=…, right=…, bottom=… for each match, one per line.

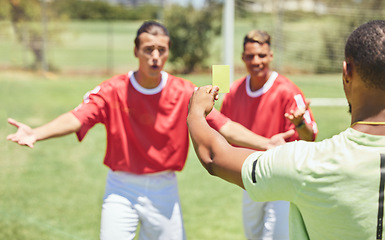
left=212, top=65, right=230, bottom=93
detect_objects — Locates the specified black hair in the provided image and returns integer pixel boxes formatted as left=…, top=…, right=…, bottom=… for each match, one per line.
left=345, top=20, right=385, bottom=90
left=134, top=21, right=169, bottom=48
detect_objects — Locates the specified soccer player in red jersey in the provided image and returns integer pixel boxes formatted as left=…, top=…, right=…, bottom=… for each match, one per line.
left=7, top=21, right=293, bottom=240
left=215, top=30, right=318, bottom=239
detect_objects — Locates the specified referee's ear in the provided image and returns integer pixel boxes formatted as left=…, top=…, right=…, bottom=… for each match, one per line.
left=343, top=61, right=352, bottom=84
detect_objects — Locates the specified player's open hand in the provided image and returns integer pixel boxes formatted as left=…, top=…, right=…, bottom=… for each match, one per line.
left=189, top=85, right=219, bottom=117
left=284, top=99, right=311, bottom=126
left=266, top=129, right=295, bottom=149
left=7, top=118, right=37, bottom=148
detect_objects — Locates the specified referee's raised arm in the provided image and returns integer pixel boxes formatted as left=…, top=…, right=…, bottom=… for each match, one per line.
left=187, top=85, right=254, bottom=189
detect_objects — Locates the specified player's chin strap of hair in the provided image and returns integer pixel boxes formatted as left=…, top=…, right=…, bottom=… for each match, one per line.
left=351, top=121, right=385, bottom=127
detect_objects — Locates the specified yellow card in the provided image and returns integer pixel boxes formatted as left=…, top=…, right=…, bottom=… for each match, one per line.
left=212, top=65, right=230, bottom=93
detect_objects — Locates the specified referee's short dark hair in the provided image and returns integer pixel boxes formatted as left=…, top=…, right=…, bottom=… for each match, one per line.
left=345, top=20, right=385, bottom=90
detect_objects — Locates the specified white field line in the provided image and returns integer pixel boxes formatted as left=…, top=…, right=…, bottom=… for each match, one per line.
left=310, top=98, right=347, bottom=107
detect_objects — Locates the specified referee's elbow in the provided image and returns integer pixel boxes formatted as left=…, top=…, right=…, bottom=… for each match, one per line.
left=198, top=152, right=217, bottom=176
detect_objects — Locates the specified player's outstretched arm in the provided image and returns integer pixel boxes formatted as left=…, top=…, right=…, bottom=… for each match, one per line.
left=219, top=121, right=294, bottom=150
left=7, top=112, right=81, bottom=148
left=187, top=86, right=254, bottom=189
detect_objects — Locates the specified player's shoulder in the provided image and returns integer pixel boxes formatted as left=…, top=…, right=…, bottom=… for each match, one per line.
left=233, top=76, right=247, bottom=86
left=222, top=77, right=246, bottom=101
left=165, top=73, right=196, bottom=91
left=108, top=73, right=129, bottom=85
left=168, top=73, right=195, bottom=85
left=274, top=73, right=297, bottom=87
left=89, top=73, right=129, bottom=97
left=229, top=76, right=247, bottom=91
left=273, top=73, right=302, bottom=93
left=99, top=73, right=129, bottom=88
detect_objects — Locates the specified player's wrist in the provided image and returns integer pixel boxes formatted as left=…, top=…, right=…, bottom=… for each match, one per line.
left=295, top=120, right=306, bottom=128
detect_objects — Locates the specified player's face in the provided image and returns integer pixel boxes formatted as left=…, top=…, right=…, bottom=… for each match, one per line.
left=135, top=32, right=169, bottom=79
left=242, top=42, right=273, bottom=80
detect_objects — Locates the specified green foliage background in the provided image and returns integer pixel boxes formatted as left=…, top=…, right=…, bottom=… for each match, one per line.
left=0, top=0, right=383, bottom=74
left=164, top=3, right=221, bottom=73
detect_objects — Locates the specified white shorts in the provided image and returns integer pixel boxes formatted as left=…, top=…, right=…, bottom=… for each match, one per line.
left=100, top=170, right=186, bottom=240
left=242, top=190, right=289, bottom=240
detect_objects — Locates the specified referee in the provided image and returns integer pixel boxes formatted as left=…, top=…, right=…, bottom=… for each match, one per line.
left=187, top=20, right=385, bottom=240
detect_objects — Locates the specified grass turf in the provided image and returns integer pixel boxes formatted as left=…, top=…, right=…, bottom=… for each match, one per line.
left=1, top=70, right=350, bottom=239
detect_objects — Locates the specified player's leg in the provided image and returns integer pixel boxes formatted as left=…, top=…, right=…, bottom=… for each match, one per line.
left=100, top=193, right=139, bottom=240
left=261, top=201, right=290, bottom=240
left=242, top=190, right=266, bottom=239
left=100, top=170, right=141, bottom=240
left=137, top=171, right=186, bottom=240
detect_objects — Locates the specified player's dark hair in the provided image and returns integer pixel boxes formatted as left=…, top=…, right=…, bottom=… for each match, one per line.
left=345, top=20, right=385, bottom=90
left=134, top=21, right=170, bottom=49
left=243, top=30, right=271, bottom=50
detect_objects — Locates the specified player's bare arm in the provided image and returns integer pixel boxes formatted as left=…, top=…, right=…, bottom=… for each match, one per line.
left=7, top=112, right=81, bottom=148
left=187, top=85, right=254, bottom=188
left=219, top=121, right=294, bottom=150
left=284, top=99, right=315, bottom=141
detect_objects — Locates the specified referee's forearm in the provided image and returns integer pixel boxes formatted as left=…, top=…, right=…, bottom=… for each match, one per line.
left=188, top=111, right=234, bottom=173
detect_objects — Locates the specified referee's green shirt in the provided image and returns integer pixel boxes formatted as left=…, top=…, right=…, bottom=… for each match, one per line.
left=242, top=128, right=385, bottom=240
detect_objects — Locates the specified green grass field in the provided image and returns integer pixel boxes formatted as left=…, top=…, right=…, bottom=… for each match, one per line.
left=0, top=14, right=353, bottom=240
left=1, top=69, right=350, bottom=239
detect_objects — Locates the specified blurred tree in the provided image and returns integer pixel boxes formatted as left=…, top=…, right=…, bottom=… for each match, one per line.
left=3, top=0, right=63, bottom=71
left=164, top=1, right=222, bottom=73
